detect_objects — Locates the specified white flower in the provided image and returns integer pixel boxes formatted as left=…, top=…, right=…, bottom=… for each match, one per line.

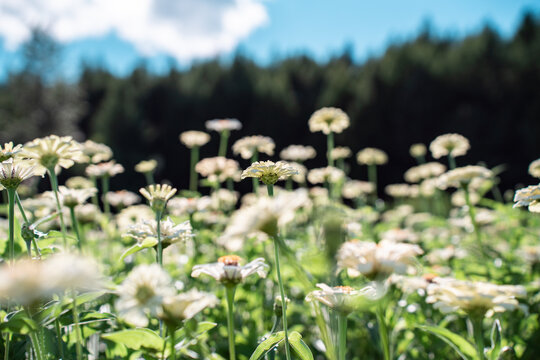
left=0, top=142, right=23, bottom=162
left=409, top=143, right=427, bottom=158
left=44, top=186, right=97, bottom=208
left=514, top=184, right=540, bottom=213
left=337, top=240, right=423, bottom=280
left=105, top=190, right=141, bottom=208
left=385, top=184, right=419, bottom=198
left=404, top=162, right=446, bottom=183
left=307, top=167, right=345, bottom=184
left=140, top=184, right=177, bottom=213
left=135, top=159, right=158, bottom=173
left=232, top=136, right=275, bottom=159
left=0, top=159, right=37, bottom=190
left=160, top=289, right=218, bottom=324
left=306, top=283, right=384, bottom=314
left=356, top=148, right=388, bottom=166
left=280, top=145, right=316, bottom=162
left=80, top=140, right=113, bottom=163
left=124, top=217, right=193, bottom=248
left=116, top=205, right=154, bottom=232
left=429, top=133, right=470, bottom=159
left=191, top=255, right=268, bottom=285
left=437, top=166, right=493, bottom=189
left=195, top=157, right=239, bottom=183
left=21, top=135, right=83, bottom=174
left=205, top=118, right=242, bottom=132
left=210, top=189, right=238, bottom=211
left=330, top=146, right=352, bottom=160
left=116, top=264, right=175, bottom=327
left=528, top=159, right=540, bottom=178
left=426, top=278, right=527, bottom=317
left=167, top=196, right=212, bottom=216
left=308, top=107, right=350, bottom=134
left=342, top=180, right=375, bottom=199
left=85, top=161, right=124, bottom=178
left=241, top=161, right=298, bottom=185
left=179, top=131, right=211, bottom=148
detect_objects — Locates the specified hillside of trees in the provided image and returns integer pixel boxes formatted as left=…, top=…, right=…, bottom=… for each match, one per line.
left=1, top=13, right=539, bottom=194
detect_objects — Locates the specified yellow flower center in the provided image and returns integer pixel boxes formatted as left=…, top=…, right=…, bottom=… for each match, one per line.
left=218, top=255, right=243, bottom=266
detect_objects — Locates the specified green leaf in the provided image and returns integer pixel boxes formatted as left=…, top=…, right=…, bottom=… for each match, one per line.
left=487, top=319, right=502, bottom=360
left=119, top=238, right=157, bottom=262
left=101, top=328, right=164, bottom=351
left=417, top=325, right=477, bottom=360
left=172, top=321, right=217, bottom=342
left=249, top=332, right=285, bottom=360
left=288, top=331, right=314, bottom=360
left=0, top=311, right=38, bottom=334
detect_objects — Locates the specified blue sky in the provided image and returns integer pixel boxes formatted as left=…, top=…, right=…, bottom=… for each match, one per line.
left=0, top=0, right=538, bottom=81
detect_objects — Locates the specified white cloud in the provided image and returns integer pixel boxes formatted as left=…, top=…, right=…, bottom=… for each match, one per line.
left=0, top=0, right=269, bottom=61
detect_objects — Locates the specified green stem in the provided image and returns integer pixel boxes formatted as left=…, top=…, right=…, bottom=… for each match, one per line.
left=225, top=286, right=237, bottom=360
left=190, top=147, right=200, bottom=192
left=415, top=155, right=426, bottom=165
left=471, top=317, right=485, bottom=360
left=267, top=184, right=274, bottom=197
left=7, top=189, right=15, bottom=266
left=3, top=333, right=10, bottom=360
left=47, top=168, right=68, bottom=248
left=227, top=178, right=234, bottom=191
left=25, top=308, right=45, bottom=360
left=55, top=318, right=65, bottom=360
left=219, top=130, right=230, bottom=157
left=90, top=176, right=99, bottom=206
left=273, top=237, right=292, bottom=360
left=72, top=291, right=83, bottom=360
left=327, top=132, right=335, bottom=167
left=156, top=211, right=163, bottom=266
left=368, top=164, right=378, bottom=202
left=462, top=184, right=484, bottom=255
left=69, top=207, right=83, bottom=251
left=448, top=154, right=456, bottom=170
left=15, top=192, right=29, bottom=224
left=252, top=151, right=259, bottom=195
left=168, top=325, right=177, bottom=360
left=338, top=313, right=347, bottom=360
left=376, top=305, right=390, bottom=360
left=144, top=172, right=154, bottom=186
left=101, top=176, right=110, bottom=216
left=285, top=179, right=293, bottom=191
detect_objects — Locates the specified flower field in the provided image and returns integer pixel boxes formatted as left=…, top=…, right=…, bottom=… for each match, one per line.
left=0, top=109, right=538, bottom=360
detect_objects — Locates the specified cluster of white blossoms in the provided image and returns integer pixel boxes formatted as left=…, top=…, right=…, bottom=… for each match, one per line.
left=115, top=205, right=154, bottom=231
left=404, top=162, right=446, bottom=183
left=306, top=284, right=385, bottom=315
left=135, top=159, right=158, bottom=173
left=385, top=183, right=420, bottom=198
left=308, top=107, right=350, bottom=134
left=337, top=240, right=423, bottom=280
left=86, top=160, right=125, bottom=178
left=307, top=166, right=345, bottom=184
left=80, top=140, right=113, bottom=164
left=429, top=133, right=470, bottom=159
left=356, top=147, right=388, bottom=166
left=426, top=278, right=527, bottom=317
left=342, top=180, right=375, bottom=199
left=192, top=255, right=268, bottom=286
left=280, top=145, right=316, bottom=162
left=241, top=161, right=298, bottom=185
left=205, top=118, right=242, bottom=133
left=124, top=217, right=193, bottom=248
left=105, top=190, right=141, bottom=209
left=514, top=184, right=540, bottom=213
left=195, top=157, right=239, bottom=183
left=167, top=196, right=212, bottom=216
left=179, top=130, right=211, bottom=148
left=330, top=146, right=352, bottom=160
left=437, top=165, right=493, bottom=189
left=528, top=158, right=540, bottom=178
left=232, top=135, right=275, bottom=159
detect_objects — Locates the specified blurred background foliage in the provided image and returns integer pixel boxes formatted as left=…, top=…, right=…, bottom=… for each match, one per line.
left=1, top=13, right=539, bottom=194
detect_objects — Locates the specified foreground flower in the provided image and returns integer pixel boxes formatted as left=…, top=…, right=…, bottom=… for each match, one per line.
left=0, top=160, right=37, bottom=190
left=426, top=278, right=527, bottom=317
left=337, top=240, right=423, bottom=280
left=21, top=135, right=83, bottom=174
left=241, top=161, right=298, bottom=185
left=0, top=253, right=103, bottom=305
left=528, top=158, right=540, bottom=178
left=0, top=142, right=23, bottom=162
left=179, top=130, right=211, bottom=148
left=140, top=184, right=177, bottom=213
left=513, top=184, right=540, bottom=213
left=80, top=140, right=113, bottom=163
left=429, top=133, right=470, bottom=160
left=356, top=148, right=388, bottom=166
left=306, top=283, right=384, bottom=315
left=308, top=107, right=350, bottom=134
left=437, top=166, right=493, bottom=189
left=116, top=264, right=175, bottom=327
left=124, top=217, right=193, bottom=248
left=192, top=256, right=268, bottom=285
left=280, top=145, right=316, bottom=162
left=205, top=118, right=242, bottom=132
left=232, top=136, right=275, bottom=159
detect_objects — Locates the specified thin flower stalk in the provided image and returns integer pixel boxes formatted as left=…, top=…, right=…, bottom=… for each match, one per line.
left=168, top=324, right=177, bottom=360
left=461, top=183, right=485, bottom=258
left=72, top=291, right=83, bottom=360
left=251, top=151, right=259, bottom=195
left=368, top=164, right=378, bottom=201
left=7, top=188, right=15, bottom=265
left=25, top=307, right=45, bottom=360
left=101, top=175, right=111, bottom=216
left=225, top=286, right=237, bottom=360
left=471, top=317, right=485, bottom=360
left=376, top=305, right=391, bottom=360
left=219, top=130, right=230, bottom=157
left=70, top=207, right=83, bottom=250
left=48, top=168, right=68, bottom=247
left=448, top=154, right=457, bottom=170
left=327, top=132, right=334, bottom=167
left=190, top=146, right=200, bottom=192
left=338, top=313, right=347, bottom=360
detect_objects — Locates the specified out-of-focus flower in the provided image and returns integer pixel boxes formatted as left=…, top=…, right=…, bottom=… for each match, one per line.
left=116, top=205, right=154, bottom=231
left=135, top=159, right=158, bottom=173
left=196, top=157, right=239, bottom=183
left=0, top=142, right=23, bottom=162
left=307, top=166, right=345, bottom=184
left=419, top=178, right=438, bottom=197
left=306, top=283, right=384, bottom=315
left=282, top=162, right=307, bottom=183
left=168, top=196, right=212, bottom=216
left=65, top=176, right=94, bottom=189
left=124, top=217, right=193, bottom=248
left=426, top=278, right=527, bottom=317
left=45, top=185, right=97, bottom=208
left=342, top=180, right=375, bottom=199
left=116, top=264, right=175, bottom=327
left=179, top=131, right=211, bottom=148
left=210, top=189, right=238, bottom=211
left=381, top=228, right=419, bottom=243
left=140, top=184, right=177, bottom=213
left=21, top=135, right=83, bottom=174
left=385, top=184, right=419, bottom=198
left=337, top=240, right=423, bottom=280
left=205, top=118, right=242, bottom=132
left=330, top=146, right=352, bottom=160
left=80, top=140, right=113, bottom=163
left=308, top=107, right=350, bottom=134
left=409, top=143, right=427, bottom=158
left=404, top=162, right=446, bottom=183
left=106, top=190, right=140, bottom=209
left=0, top=254, right=103, bottom=305
left=356, top=148, right=388, bottom=166
left=381, top=204, right=414, bottom=223
left=426, top=246, right=467, bottom=265
left=232, top=136, right=275, bottom=159
left=191, top=255, right=268, bottom=285
left=528, top=158, right=540, bottom=178
left=160, top=289, right=218, bottom=325
left=0, top=160, right=37, bottom=190
left=75, top=204, right=102, bottom=224
left=241, top=161, right=298, bottom=185
left=437, top=166, right=493, bottom=189
left=451, top=190, right=480, bottom=207
left=429, top=133, right=470, bottom=159
left=280, top=145, right=316, bottom=162
left=86, top=161, right=124, bottom=178
left=513, top=184, right=540, bottom=213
